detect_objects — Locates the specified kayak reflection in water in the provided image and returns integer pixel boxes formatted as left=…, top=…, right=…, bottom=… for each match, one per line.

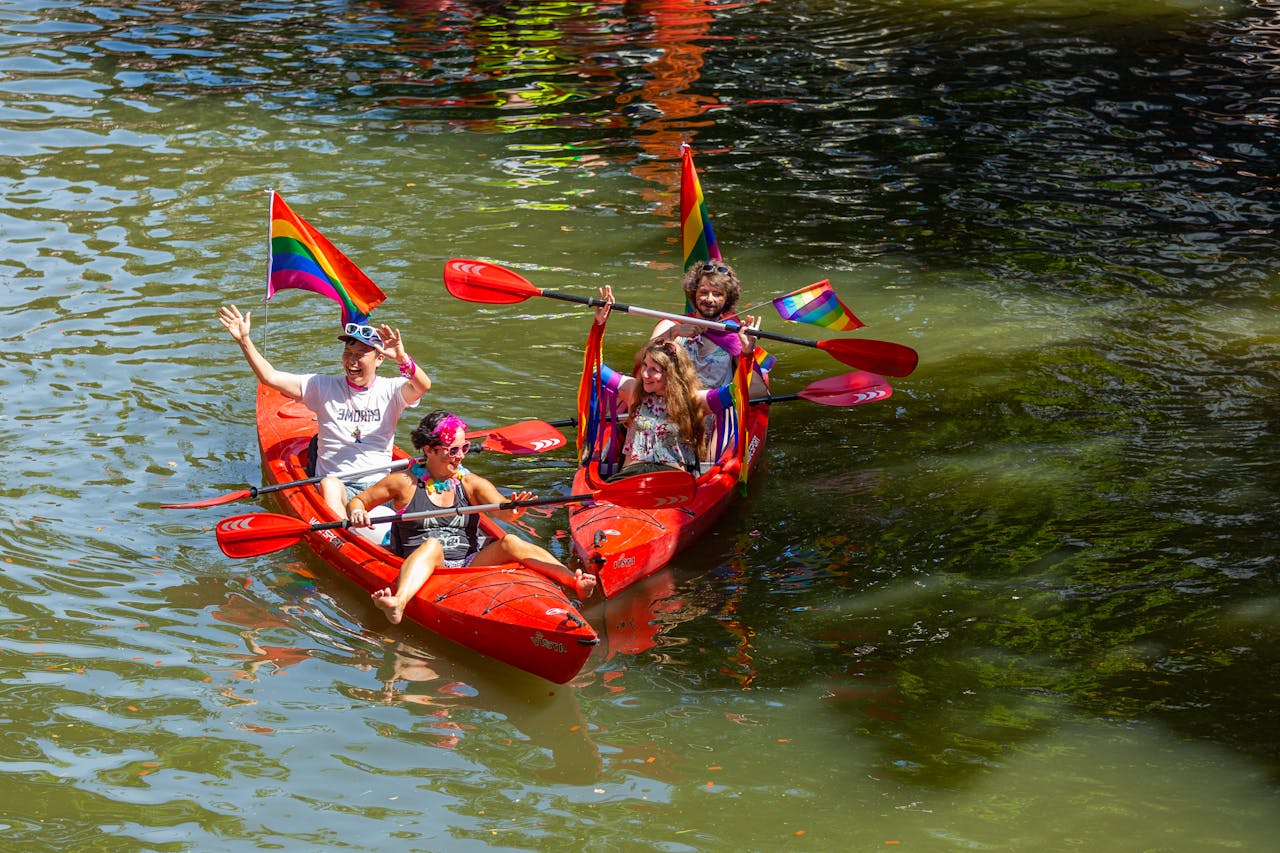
left=346, top=410, right=596, bottom=624
left=593, top=285, right=759, bottom=480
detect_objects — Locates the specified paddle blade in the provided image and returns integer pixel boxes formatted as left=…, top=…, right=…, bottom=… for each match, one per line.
left=597, top=469, right=697, bottom=509
left=443, top=258, right=540, bottom=305
left=798, top=371, right=893, bottom=407
left=473, top=420, right=567, bottom=455
left=215, top=513, right=311, bottom=559
left=162, top=489, right=252, bottom=509
left=817, top=337, right=918, bottom=377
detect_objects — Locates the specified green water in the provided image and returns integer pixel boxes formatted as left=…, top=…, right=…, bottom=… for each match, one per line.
left=1, top=0, right=1277, bottom=849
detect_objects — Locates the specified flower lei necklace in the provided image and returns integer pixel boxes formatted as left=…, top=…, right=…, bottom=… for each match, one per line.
left=414, top=464, right=468, bottom=494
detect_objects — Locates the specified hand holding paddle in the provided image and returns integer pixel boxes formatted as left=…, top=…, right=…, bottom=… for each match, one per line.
left=162, top=419, right=567, bottom=509
left=214, top=469, right=698, bottom=559
left=444, top=258, right=918, bottom=377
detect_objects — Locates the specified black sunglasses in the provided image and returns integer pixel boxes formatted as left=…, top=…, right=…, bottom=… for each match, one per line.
left=699, top=262, right=730, bottom=275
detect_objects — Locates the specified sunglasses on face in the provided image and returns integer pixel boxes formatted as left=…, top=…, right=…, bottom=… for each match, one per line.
left=343, top=323, right=380, bottom=344
left=441, top=443, right=470, bottom=458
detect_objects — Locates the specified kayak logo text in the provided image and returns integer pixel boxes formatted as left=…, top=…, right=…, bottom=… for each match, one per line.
left=531, top=632, right=567, bottom=654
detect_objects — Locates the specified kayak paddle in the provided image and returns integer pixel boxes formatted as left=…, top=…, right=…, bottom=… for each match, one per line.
left=537, top=371, right=893, bottom=433
left=162, top=419, right=567, bottom=509
left=754, top=370, right=892, bottom=407
left=443, top=258, right=919, bottom=377
left=214, top=469, right=698, bottom=559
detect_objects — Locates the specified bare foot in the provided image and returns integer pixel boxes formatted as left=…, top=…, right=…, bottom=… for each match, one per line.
left=573, top=569, right=597, bottom=600
left=371, top=587, right=405, bottom=625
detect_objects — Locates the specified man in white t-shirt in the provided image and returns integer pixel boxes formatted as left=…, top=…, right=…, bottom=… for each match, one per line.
left=219, top=305, right=431, bottom=538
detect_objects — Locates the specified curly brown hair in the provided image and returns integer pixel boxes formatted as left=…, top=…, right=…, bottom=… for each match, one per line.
left=681, top=261, right=740, bottom=316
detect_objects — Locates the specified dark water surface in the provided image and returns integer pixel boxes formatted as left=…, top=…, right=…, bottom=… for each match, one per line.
left=2, top=0, right=1277, bottom=849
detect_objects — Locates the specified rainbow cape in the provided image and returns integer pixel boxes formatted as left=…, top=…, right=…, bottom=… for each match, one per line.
left=576, top=318, right=607, bottom=464
left=680, top=143, right=721, bottom=272
left=730, top=349, right=752, bottom=491
left=267, top=191, right=386, bottom=325
left=772, top=280, right=863, bottom=332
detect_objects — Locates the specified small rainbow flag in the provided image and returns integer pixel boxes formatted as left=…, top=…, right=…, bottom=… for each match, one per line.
left=576, top=319, right=606, bottom=463
left=753, top=346, right=776, bottom=375
left=772, top=280, right=863, bottom=332
left=267, top=191, right=386, bottom=325
left=680, top=143, right=721, bottom=272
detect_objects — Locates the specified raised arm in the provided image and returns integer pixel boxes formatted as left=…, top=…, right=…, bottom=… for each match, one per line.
left=219, top=305, right=303, bottom=399
left=593, top=286, right=637, bottom=405
left=378, top=324, right=432, bottom=404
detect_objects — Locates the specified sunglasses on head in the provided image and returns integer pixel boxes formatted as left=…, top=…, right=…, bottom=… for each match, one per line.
left=699, top=262, right=730, bottom=275
left=343, top=323, right=379, bottom=343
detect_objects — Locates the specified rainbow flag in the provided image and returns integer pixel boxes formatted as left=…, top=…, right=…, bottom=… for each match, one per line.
left=680, top=143, right=721, bottom=272
left=731, top=352, right=751, bottom=492
left=772, top=280, right=863, bottom=332
left=753, top=346, right=776, bottom=375
left=576, top=319, right=606, bottom=464
left=267, top=191, right=386, bottom=325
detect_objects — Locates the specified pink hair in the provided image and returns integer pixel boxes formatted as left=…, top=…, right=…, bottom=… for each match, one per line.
left=434, top=414, right=467, bottom=440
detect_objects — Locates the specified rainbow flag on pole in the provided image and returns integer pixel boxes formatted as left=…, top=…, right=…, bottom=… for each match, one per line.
left=267, top=191, right=386, bottom=325
left=772, top=280, right=864, bottom=332
left=680, top=143, right=721, bottom=272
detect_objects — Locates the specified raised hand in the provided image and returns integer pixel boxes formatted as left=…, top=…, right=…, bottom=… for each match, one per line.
left=219, top=304, right=251, bottom=342
left=593, top=285, right=614, bottom=325
left=378, top=324, right=407, bottom=361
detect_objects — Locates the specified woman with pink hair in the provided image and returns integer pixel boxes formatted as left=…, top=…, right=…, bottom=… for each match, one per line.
left=346, top=410, right=596, bottom=624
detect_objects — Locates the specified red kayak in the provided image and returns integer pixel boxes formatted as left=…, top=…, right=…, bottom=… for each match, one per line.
left=567, top=318, right=769, bottom=598
left=254, top=383, right=599, bottom=684
left=568, top=402, right=768, bottom=597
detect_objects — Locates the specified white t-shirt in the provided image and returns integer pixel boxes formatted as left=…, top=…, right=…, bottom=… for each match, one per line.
left=299, top=374, right=415, bottom=480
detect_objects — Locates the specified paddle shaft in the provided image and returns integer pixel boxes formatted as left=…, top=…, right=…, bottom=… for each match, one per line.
left=535, top=289, right=831, bottom=351
left=309, top=492, right=599, bottom=532
left=236, top=446, right=516, bottom=500
left=244, top=458, right=415, bottom=499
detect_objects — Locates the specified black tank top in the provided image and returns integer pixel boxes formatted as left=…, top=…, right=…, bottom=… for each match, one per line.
left=389, top=477, right=485, bottom=565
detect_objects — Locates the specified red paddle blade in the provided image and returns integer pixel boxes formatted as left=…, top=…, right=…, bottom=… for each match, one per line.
left=798, top=371, right=893, bottom=406
left=162, top=489, right=252, bottom=509
left=597, top=469, right=697, bottom=509
left=818, top=338, right=918, bottom=377
left=443, top=258, right=540, bottom=305
left=474, top=420, right=567, bottom=455
left=215, top=513, right=312, bottom=559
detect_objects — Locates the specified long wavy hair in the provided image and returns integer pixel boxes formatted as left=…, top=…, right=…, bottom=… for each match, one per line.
left=633, top=338, right=708, bottom=454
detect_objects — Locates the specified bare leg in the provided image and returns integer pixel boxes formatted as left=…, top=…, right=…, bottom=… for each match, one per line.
left=322, top=476, right=383, bottom=544
left=319, top=475, right=347, bottom=516
left=372, top=539, right=443, bottom=625
left=474, top=536, right=597, bottom=600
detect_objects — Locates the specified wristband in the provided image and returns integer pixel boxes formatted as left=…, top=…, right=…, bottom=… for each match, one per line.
left=398, top=357, right=417, bottom=377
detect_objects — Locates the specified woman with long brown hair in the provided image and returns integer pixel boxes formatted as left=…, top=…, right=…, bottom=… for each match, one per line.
left=593, top=285, right=758, bottom=479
